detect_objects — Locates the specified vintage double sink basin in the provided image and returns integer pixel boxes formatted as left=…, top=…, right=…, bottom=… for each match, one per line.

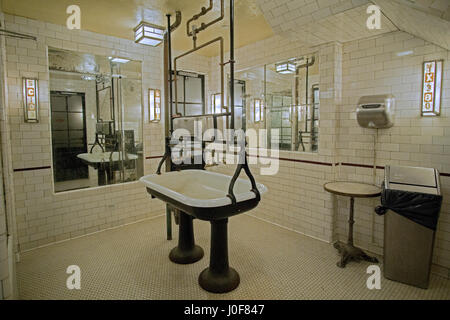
left=140, top=169, right=267, bottom=220
left=140, top=169, right=267, bottom=293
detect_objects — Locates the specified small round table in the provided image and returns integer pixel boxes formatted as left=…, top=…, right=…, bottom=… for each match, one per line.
left=324, top=182, right=381, bottom=268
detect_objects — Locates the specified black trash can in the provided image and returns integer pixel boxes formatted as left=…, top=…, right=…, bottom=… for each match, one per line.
left=376, top=165, right=442, bottom=289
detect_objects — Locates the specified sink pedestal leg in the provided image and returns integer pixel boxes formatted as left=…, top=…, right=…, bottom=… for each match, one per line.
left=199, top=218, right=240, bottom=293
left=98, top=168, right=107, bottom=186
left=169, top=212, right=204, bottom=264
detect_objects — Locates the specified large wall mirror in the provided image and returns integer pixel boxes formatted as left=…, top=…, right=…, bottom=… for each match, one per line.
left=234, top=54, right=319, bottom=152
left=48, top=48, right=144, bottom=193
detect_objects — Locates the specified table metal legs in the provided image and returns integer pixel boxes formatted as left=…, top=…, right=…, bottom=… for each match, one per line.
left=166, top=205, right=172, bottom=241
left=169, top=212, right=204, bottom=264
left=334, top=197, right=379, bottom=268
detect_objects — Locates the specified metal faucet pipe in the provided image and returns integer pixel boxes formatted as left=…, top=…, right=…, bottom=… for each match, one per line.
left=173, top=37, right=225, bottom=120
left=186, top=0, right=224, bottom=39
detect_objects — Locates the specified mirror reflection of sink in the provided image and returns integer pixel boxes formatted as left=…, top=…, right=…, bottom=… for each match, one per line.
left=77, top=152, right=138, bottom=164
left=78, top=152, right=139, bottom=186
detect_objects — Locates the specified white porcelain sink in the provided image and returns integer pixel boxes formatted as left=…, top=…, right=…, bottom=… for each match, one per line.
left=77, top=152, right=138, bottom=164
left=140, top=170, right=267, bottom=220
left=141, top=169, right=267, bottom=294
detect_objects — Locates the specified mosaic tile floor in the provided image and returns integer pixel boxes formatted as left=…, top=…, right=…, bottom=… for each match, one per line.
left=17, top=215, right=450, bottom=300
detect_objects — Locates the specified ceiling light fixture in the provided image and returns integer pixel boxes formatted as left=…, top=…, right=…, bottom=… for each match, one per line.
left=134, top=21, right=164, bottom=46
left=396, top=50, right=414, bottom=57
left=275, top=61, right=296, bottom=74
left=109, top=57, right=130, bottom=64
left=81, top=74, right=96, bottom=81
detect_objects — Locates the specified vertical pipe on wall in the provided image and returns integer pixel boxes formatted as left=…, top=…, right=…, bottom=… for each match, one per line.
left=167, top=14, right=174, bottom=134
left=294, top=65, right=300, bottom=151
left=264, top=64, right=267, bottom=148
left=163, top=24, right=169, bottom=137
left=229, top=0, right=235, bottom=131
left=370, top=129, right=379, bottom=246
left=119, top=73, right=126, bottom=182
left=305, top=58, right=309, bottom=136
left=164, top=14, right=173, bottom=240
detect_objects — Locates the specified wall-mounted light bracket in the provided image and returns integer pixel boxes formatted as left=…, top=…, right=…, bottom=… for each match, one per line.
left=422, top=60, right=443, bottom=117
left=253, top=98, right=264, bottom=123
left=23, top=78, right=39, bottom=123
left=149, top=89, right=161, bottom=122
left=211, top=93, right=223, bottom=114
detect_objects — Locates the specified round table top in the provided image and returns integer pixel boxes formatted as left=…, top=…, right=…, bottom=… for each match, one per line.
left=324, top=181, right=381, bottom=198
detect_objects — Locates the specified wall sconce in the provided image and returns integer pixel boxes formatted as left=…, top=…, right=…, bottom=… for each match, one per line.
left=422, top=60, right=443, bottom=117
left=149, top=89, right=161, bottom=122
left=211, top=93, right=222, bottom=114
left=23, top=78, right=39, bottom=123
left=261, top=99, right=265, bottom=122
left=289, top=105, right=304, bottom=123
left=134, top=21, right=164, bottom=46
left=254, top=98, right=264, bottom=123
left=275, top=61, right=296, bottom=74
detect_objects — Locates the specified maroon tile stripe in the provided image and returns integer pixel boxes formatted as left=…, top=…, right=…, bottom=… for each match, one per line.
left=13, top=166, right=52, bottom=172
left=341, top=163, right=385, bottom=170
left=145, top=155, right=450, bottom=177
left=11, top=158, right=450, bottom=178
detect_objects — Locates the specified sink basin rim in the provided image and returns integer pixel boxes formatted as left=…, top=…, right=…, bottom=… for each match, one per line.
left=77, top=152, right=138, bottom=163
left=140, top=169, right=267, bottom=209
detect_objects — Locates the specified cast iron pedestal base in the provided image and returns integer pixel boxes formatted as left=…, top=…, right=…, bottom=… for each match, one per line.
left=199, top=267, right=240, bottom=294
left=199, top=218, right=240, bottom=293
left=334, top=197, right=379, bottom=268
left=169, top=212, right=204, bottom=264
left=334, top=241, right=378, bottom=268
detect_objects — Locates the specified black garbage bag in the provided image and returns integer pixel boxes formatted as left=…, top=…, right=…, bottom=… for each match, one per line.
left=375, top=182, right=442, bottom=230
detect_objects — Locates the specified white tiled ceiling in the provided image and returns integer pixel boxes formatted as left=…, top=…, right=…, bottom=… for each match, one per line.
left=374, top=0, right=450, bottom=50
left=256, top=0, right=450, bottom=50
left=256, top=0, right=397, bottom=46
left=297, top=5, right=398, bottom=45
left=395, top=0, right=450, bottom=21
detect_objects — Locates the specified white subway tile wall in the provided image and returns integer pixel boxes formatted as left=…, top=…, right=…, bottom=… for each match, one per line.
left=0, top=8, right=449, bottom=302
left=2, top=14, right=167, bottom=252
left=206, top=30, right=450, bottom=278
left=336, top=31, right=450, bottom=276
left=0, top=12, right=17, bottom=300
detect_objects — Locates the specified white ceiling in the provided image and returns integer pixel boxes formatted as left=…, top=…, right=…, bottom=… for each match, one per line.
left=291, top=4, right=397, bottom=45
left=374, top=0, right=450, bottom=50
left=3, top=0, right=449, bottom=54
left=394, top=0, right=450, bottom=21
left=256, top=0, right=373, bottom=41
left=256, top=0, right=450, bottom=50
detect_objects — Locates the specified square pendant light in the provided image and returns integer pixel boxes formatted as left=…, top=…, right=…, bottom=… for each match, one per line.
left=275, top=61, right=296, bottom=74
left=134, top=21, right=165, bottom=46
